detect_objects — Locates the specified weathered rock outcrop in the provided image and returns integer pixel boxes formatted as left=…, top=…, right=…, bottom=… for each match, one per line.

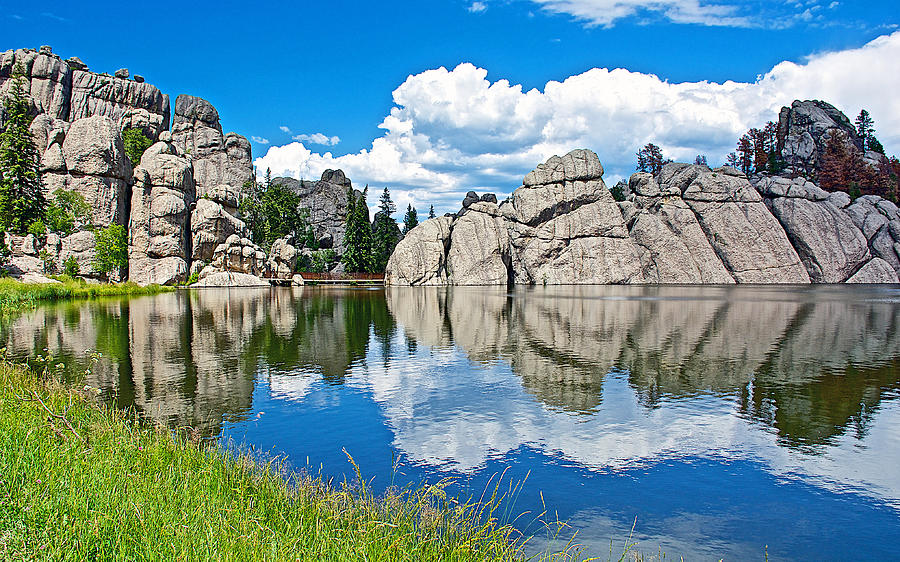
left=777, top=99, right=890, bottom=178
left=272, top=169, right=360, bottom=252
left=384, top=216, right=452, bottom=285
left=1, top=46, right=169, bottom=138
left=1, top=47, right=260, bottom=286
left=128, top=141, right=194, bottom=285
left=387, top=149, right=897, bottom=286
left=267, top=237, right=299, bottom=280
left=190, top=198, right=247, bottom=264
left=199, top=234, right=267, bottom=280
left=171, top=95, right=251, bottom=207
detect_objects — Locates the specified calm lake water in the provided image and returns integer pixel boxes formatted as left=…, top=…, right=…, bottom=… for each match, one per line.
left=3, top=285, right=900, bottom=560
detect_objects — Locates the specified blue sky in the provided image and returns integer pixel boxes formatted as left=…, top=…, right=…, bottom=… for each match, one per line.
left=3, top=0, right=899, bottom=214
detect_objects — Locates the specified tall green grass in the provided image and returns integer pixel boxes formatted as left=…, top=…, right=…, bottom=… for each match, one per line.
left=0, top=277, right=173, bottom=313
left=0, top=358, right=602, bottom=561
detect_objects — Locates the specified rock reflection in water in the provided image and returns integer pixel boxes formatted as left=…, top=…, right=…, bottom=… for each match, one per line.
left=386, top=285, right=900, bottom=447
left=1, top=287, right=398, bottom=435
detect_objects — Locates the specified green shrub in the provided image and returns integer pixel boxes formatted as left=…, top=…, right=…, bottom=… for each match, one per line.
left=27, top=219, right=46, bottom=239
left=93, top=224, right=128, bottom=278
left=63, top=256, right=80, bottom=277
left=122, top=128, right=153, bottom=167
left=38, top=248, right=55, bottom=274
left=46, top=189, right=91, bottom=236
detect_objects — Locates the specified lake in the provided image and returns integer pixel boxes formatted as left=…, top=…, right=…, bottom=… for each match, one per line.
left=3, top=285, right=899, bottom=560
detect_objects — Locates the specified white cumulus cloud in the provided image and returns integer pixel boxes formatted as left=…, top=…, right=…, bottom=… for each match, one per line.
left=250, top=136, right=269, bottom=145
left=255, top=31, right=900, bottom=216
left=291, top=133, right=341, bottom=146
left=468, top=1, right=487, bottom=13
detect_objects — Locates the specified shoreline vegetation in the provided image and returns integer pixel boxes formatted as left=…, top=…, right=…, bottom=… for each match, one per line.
left=0, top=277, right=173, bottom=314
left=0, top=358, right=599, bottom=561
left=0, top=284, right=617, bottom=561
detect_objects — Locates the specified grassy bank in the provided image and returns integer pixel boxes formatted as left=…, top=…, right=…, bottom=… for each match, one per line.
left=0, top=277, right=173, bottom=313
left=0, top=360, right=562, bottom=561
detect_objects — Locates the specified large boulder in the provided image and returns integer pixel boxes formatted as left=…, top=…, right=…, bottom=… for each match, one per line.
left=128, top=141, right=194, bottom=285
left=267, top=237, right=298, bottom=280
left=447, top=204, right=511, bottom=285
left=384, top=216, right=452, bottom=286
left=843, top=195, right=900, bottom=274
left=171, top=94, right=252, bottom=210
left=271, top=170, right=360, bottom=252
left=623, top=198, right=735, bottom=284
left=846, top=258, right=899, bottom=283
left=202, top=234, right=267, bottom=278
left=190, top=198, right=247, bottom=263
left=765, top=194, right=869, bottom=282
left=192, top=271, right=270, bottom=288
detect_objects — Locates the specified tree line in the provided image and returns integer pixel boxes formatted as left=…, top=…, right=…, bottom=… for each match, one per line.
left=633, top=107, right=898, bottom=202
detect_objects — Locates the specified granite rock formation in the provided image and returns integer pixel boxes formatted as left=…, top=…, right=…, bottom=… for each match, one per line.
left=272, top=169, right=360, bottom=252
left=777, top=99, right=890, bottom=178
left=1, top=46, right=169, bottom=138
left=128, top=140, right=194, bottom=285
left=386, top=149, right=898, bottom=286
left=1, top=47, right=258, bottom=285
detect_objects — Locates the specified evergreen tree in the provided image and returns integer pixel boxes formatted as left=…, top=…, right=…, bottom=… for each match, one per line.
left=428, top=205, right=435, bottom=219
left=736, top=134, right=753, bottom=176
left=694, top=155, right=708, bottom=167
left=725, top=152, right=740, bottom=168
left=239, top=170, right=312, bottom=251
left=402, top=204, right=418, bottom=234
left=0, top=64, right=46, bottom=234
left=371, top=187, right=400, bottom=272
left=855, top=109, right=875, bottom=149
left=635, top=143, right=669, bottom=175
left=342, top=186, right=374, bottom=272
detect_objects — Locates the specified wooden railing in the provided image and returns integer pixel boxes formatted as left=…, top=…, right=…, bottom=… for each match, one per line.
left=298, top=272, right=385, bottom=282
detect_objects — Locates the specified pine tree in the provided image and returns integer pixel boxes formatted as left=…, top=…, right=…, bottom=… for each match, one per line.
left=0, top=64, right=46, bottom=234
left=636, top=143, right=669, bottom=175
left=372, top=187, right=400, bottom=272
left=855, top=109, right=875, bottom=149
left=428, top=205, right=435, bottom=219
left=402, top=204, right=418, bottom=234
left=736, top=134, right=753, bottom=176
left=342, top=186, right=374, bottom=272
left=818, top=132, right=852, bottom=192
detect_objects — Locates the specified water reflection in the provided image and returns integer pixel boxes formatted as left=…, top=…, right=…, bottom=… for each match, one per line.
left=3, top=285, right=900, bottom=447
left=3, top=285, right=900, bottom=558
left=387, top=285, right=900, bottom=448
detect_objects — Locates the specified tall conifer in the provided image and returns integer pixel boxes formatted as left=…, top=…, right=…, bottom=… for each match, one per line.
left=0, top=64, right=45, bottom=233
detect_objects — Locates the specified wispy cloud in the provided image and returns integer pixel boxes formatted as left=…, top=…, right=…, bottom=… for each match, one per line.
left=467, top=1, right=487, bottom=13
left=292, top=132, right=340, bottom=146
left=251, top=136, right=270, bottom=145
left=41, top=12, right=67, bottom=22
left=9, top=14, right=23, bottom=20
left=526, top=0, right=843, bottom=28
left=279, top=125, right=291, bottom=133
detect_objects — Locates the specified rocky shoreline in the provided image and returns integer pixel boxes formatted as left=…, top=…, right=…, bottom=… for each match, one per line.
left=385, top=148, right=899, bottom=285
